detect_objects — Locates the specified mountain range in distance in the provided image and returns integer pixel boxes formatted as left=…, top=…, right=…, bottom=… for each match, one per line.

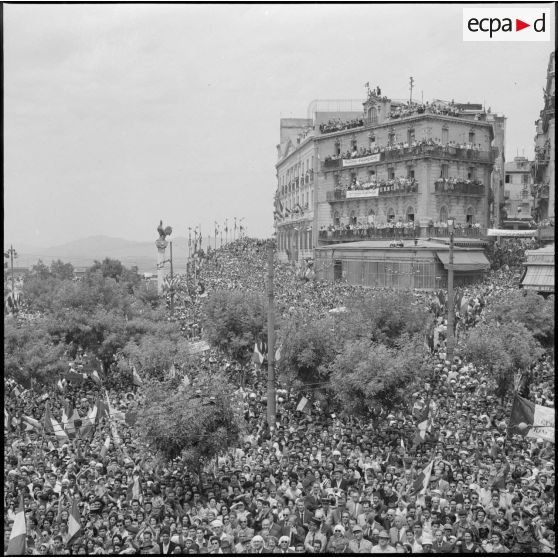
left=6, top=235, right=211, bottom=275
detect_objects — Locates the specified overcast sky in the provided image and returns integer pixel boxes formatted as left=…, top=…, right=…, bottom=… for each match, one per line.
left=4, top=3, right=554, bottom=248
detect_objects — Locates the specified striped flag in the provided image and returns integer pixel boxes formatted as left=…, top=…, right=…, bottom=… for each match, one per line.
left=67, top=498, right=82, bottom=544
left=413, top=460, right=434, bottom=495
left=65, top=409, right=82, bottom=438
left=415, top=399, right=432, bottom=444
left=509, top=394, right=555, bottom=442
left=6, top=494, right=26, bottom=555
left=252, top=342, right=265, bottom=365
left=126, top=475, right=142, bottom=503
left=21, top=415, right=42, bottom=431
left=296, top=397, right=311, bottom=415
left=132, top=366, right=143, bottom=387
left=44, top=403, right=69, bottom=443
left=100, top=436, right=111, bottom=459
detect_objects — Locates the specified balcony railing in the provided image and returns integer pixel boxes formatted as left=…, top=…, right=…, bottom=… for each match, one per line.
left=327, top=180, right=419, bottom=202
left=318, top=225, right=487, bottom=242
left=322, top=144, right=493, bottom=171
left=434, top=179, right=485, bottom=196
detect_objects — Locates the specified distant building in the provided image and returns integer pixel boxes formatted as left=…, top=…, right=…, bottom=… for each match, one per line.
left=503, top=156, right=534, bottom=228
left=275, top=91, right=505, bottom=263
left=532, top=51, right=555, bottom=224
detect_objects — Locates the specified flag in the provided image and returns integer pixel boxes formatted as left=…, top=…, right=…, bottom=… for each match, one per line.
left=6, top=495, right=26, bottom=555
left=413, top=460, right=434, bottom=495
left=509, top=394, right=555, bottom=442
left=275, top=347, right=281, bottom=362
left=126, top=476, right=142, bottom=503
left=132, top=366, right=143, bottom=387
left=57, top=378, right=65, bottom=392
left=252, top=342, right=265, bottom=365
left=91, top=370, right=102, bottom=385
left=296, top=397, right=311, bottom=415
left=415, top=400, right=432, bottom=443
left=65, top=409, right=82, bottom=438
left=44, top=403, right=69, bottom=443
left=22, top=415, right=42, bottom=431
left=168, top=364, right=177, bottom=379
left=100, top=436, right=111, bottom=459
left=67, top=498, right=82, bottom=544
left=182, top=374, right=191, bottom=388
left=61, top=403, right=71, bottom=427
left=95, top=398, right=109, bottom=424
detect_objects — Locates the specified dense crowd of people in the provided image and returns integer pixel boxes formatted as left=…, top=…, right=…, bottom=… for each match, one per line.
left=4, top=238, right=555, bottom=555
left=319, top=118, right=365, bottom=134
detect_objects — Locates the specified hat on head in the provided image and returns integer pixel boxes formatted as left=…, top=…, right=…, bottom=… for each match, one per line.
left=378, top=530, right=389, bottom=539
left=352, top=525, right=363, bottom=533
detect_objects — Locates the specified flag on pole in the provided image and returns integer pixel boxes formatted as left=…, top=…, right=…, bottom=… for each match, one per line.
left=6, top=494, right=26, bottom=556
left=296, top=397, right=311, bottom=415
left=57, top=378, right=65, bottom=392
left=132, top=366, right=143, bottom=387
left=413, top=460, right=434, bottom=495
left=44, top=402, right=69, bottom=443
left=126, top=476, right=142, bottom=503
left=100, top=436, right=111, bottom=459
left=252, top=342, right=265, bottom=365
left=65, top=409, right=82, bottom=438
left=67, top=498, right=82, bottom=544
left=509, top=394, right=555, bottom=442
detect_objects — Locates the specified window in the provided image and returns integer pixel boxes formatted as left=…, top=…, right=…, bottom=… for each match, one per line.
left=504, top=190, right=510, bottom=199
left=407, top=128, right=415, bottom=144
left=467, top=167, right=476, bottom=180
left=522, top=189, right=529, bottom=199
left=522, top=174, right=529, bottom=185
left=388, top=131, right=396, bottom=146
left=505, top=174, right=510, bottom=184
left=442, top=127, right=449, bottom=144
left=407, top=167, right=415, bottom=180
left=350, top=210, right=357, bottom=225
left=335, top=141, right=341, bottom=156
left=367, top=209, right=376, bottom=224
left=406, top=206, right=415, bottom=222
left=468, top=131, right=475, bottom=144
left=351, top=139, right=357, bottom=151
left=387, top=207, right=396, bottom=221
left=369, top=134, right=376, bottom=145
left=334, top=211, right=340, bottom=226
left=368, top=107, right=378, bottom=124
left=441, top=164, right=449, bottom=179
left=466, top=207, right=474, bottom=224
left=440, top=206, right=448, bottom=223
left=388, top=168, right=395, bottom=180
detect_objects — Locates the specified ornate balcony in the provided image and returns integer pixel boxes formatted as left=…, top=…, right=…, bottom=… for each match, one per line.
left=326, top=180, right=419, bottom=202
left=434, top=179, right=485, bottom=196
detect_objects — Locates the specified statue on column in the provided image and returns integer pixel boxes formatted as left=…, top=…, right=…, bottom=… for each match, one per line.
left=155, top=220, right=172, bottom=294
left=157, top=220, right=173, bottom=242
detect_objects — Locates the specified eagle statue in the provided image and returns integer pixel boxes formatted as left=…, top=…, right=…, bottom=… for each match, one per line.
left=157, top=220, right=173, bottom=240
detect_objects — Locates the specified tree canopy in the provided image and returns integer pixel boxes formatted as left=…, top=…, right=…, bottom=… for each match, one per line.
left=135, top=371, right=246, bottom=467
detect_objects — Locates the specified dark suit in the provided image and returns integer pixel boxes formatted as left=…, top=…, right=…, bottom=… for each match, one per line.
left=159, top=541, right=179, bottom=555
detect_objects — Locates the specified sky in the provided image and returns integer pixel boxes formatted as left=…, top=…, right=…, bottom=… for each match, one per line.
left=4, top=3, right=555, bottom=248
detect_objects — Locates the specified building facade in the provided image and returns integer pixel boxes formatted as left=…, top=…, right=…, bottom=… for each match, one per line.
left=532, top=51, right=555, bottom=223
left=503, top=156, right=534, bottom=228
left=275, top=90, right=504, bottom=263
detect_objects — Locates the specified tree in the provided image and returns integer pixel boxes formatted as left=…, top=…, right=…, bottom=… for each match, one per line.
left=135, top=371, right=245, bottom=469
left=276, top=317, right=338, bottom=393
left=336, top=291, right=431, bottom=348
left=484, top=291, right=554, bottom=348
left=460, top=321, right=543, bottom=402
left=50, top=260, right=75, bottom=280
left=329, top=334, right=430, bottom=417
left=201, top=290, right=267, bottom=362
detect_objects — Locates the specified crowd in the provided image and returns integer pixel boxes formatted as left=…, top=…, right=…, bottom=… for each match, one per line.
left=319, top=118, right=365, bottom=134
left=387, top=102, right=485, bottom=121
left=4, top=238, right=555, bottom=555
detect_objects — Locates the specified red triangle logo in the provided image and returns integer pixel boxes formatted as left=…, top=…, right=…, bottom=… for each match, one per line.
left=516, top=19, right=530, bottom=31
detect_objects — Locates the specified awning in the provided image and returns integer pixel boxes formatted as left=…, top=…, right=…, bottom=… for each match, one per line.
left=436, top=251, right=490, bottom=272
left=521, top=265, right=555, bottom=292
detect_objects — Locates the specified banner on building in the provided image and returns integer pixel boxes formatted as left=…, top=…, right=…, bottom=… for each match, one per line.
left=342, top=153, right=381, bottom=167
left=346, top=188, right=379, bottom=199
left=486, top=229, right=538, bottom=237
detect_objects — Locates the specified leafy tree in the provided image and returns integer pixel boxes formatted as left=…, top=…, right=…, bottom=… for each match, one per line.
left=201, top=290, right=267, bottom=362
left=460, top=321, right=543, bottom=402
left=4, top=317, right=67, bottom=385
left=336, top=291, right=431, bottom=347
left=135, top=371, right=246, bottom=469
left=276, top=317, right=338, bottom=393
left=484, top=291, right=554, bottom=348
left=50, top=260, right=75, bottom=280
left=87, top=258, right=141, bottom=291
left=329, top=334, right=430, bottom=416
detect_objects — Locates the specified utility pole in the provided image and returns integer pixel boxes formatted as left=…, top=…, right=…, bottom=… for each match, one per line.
left=446, top=218, right=455, bottom=362
left=409, top=76, right=414, bottom=104
left=266, top=240, right=277, bottom=430
left=225, top=218, right=229, bottom=245
left=6, top=245, right=17, bottom=296
left=169, top=241, right=174, bottom=316
left=234, top=217, right=237, bottom=241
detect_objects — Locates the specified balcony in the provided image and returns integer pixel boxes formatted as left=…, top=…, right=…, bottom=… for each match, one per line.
left=531, top=182, right=550, bottom=199
left=321, top=143, right=494, bottom=172
left=326, top=180, right=419, bottom=202
left=318, top=225, right=487, bottom=243
left=434, top=179, right=485, bottom=196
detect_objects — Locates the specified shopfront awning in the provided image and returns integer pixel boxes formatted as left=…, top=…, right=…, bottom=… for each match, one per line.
left=436, top=251, right=491, bottom=272
left=521, top=265, right=555, bottom=292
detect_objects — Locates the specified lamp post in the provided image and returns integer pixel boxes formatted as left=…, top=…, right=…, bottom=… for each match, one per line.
left=446, top=217, right=455, bottom=361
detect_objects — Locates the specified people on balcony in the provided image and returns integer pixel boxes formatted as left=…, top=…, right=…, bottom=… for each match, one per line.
left=434, top=177, right=484, bottom=194
left=334, top=176, right=418, bottom=195
left=324, top=138, right=483, bottom=165
left=386, top=100, right=486, bottom=121
left=319, top=117, right=364, bottom=134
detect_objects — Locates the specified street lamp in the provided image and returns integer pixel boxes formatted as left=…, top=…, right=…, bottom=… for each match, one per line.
left=446, top=217, right=455, bottom=361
